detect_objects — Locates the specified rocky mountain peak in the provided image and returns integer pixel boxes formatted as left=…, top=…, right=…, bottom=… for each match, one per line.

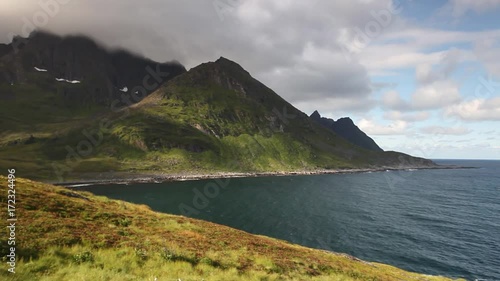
left=310, top=111, right=383, bottom=152
left=0, top=30, right=186, bottom=106
left=335, top=117, right=355, bottom=126
left=310, top=110, right=321, bottom=120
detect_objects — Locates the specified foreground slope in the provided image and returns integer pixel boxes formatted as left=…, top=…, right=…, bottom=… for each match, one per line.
left=0, top=177, right=462, bottom=281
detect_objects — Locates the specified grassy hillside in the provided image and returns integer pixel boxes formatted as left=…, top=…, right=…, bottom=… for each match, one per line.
left=0, top=176, right=463, bottom=281
left=0, top=57, right=435, bottom=182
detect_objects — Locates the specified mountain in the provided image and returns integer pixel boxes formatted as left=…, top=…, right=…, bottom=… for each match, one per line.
left=0, top=43, right=10, bottom=58
left=0, top=32, right=436, bottom=182
left=310, top=111, right=383, bottom=152
left=0, top=31, right=186, bottom=106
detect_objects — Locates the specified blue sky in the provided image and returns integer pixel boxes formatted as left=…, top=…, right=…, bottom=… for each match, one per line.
left=344, top=0, right=500, bottom=160
left=1, top=0, right=499, bottom=159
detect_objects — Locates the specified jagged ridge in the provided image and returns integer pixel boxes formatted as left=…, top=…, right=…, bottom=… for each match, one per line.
left=310, top=110, right=383, bottom=152
left=0, top=30, right=186, bottom=106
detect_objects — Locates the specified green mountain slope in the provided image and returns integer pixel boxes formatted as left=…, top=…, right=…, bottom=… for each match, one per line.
left=0, top=176, right=462, bottom=281
left=0, top=51, right=434, bottom=181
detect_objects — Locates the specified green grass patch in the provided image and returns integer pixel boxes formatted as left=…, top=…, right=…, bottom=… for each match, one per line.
left=0, top=177, right=464, bottom=281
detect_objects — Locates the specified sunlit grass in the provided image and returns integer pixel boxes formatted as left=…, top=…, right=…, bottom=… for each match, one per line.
left=0, top=177, right=463, bottom=281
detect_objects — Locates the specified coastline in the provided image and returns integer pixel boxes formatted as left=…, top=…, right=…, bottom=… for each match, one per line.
left=9, top=176, right=465, bottom=281
left=53, top=164, right=475, bottom=187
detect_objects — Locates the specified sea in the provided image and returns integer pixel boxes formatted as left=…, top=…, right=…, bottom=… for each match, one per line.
left=80, top=160, right=500, bottom=280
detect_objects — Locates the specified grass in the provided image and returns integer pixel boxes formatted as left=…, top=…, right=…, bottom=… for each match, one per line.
left=0, top=176, right=464, bottom=281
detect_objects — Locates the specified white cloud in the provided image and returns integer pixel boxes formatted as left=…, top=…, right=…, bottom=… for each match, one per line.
left=474, top=39, right=500, bottom=77
left=416, top=64, right=433, bottom=84
left=358, top=118, right=408, bottom=135
left=447, top=0, right=500, bottom=18
left=382, top=90, right=409, bottom=110
left=360, top=47, right=447, bottom=73
left=383, top=28, right=500, bottom=50
left=412, top=80, right=462, bottom=110
left=384, top=111, right=430, bottom=122
left=382, top=80, right=462, bottom=111
left=420, top=126, right=472, bottom=135
left=295, top=97, right=376, bottom=115
left=416, top=48, right=462, bottom=85
left=0, top=0, right=404, bottom=115
left=384, top=139, right=500, bottom=160
left=264, top=43, right=372, bottom=103
left=446, top=97, right=500, bottom=121
left=358, top=28, right=483, bottom=75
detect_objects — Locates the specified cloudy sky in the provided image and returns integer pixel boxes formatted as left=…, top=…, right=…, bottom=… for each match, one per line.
left=1, top=0, right=499, bottom=159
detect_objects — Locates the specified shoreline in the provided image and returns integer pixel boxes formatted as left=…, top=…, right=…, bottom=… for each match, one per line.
left=53, top=164, right=476, bottom=187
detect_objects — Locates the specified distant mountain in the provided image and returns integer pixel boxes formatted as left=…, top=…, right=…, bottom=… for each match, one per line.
left=0, top=32, right=436, bottom=181
left=0, top=44, right=10, bottom=58
left=0, top=31, right=186, bottom=106
left=310, top=111, right=383, bottom=152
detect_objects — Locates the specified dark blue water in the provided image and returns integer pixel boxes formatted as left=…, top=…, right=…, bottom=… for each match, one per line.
left=81, top=160, right=500, bottom=280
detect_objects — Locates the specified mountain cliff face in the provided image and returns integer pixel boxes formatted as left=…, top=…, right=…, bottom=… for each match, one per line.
left=0, top=31, right=186, bottom=106
left=0, top=32, right=435, bottom=181
left=0, top=44, right=9, bottom=58
left=310, top=111, right=383, bottom=152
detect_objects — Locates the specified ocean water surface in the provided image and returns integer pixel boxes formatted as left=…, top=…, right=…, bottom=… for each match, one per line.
left=81, top=160, right=500, bottom=280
